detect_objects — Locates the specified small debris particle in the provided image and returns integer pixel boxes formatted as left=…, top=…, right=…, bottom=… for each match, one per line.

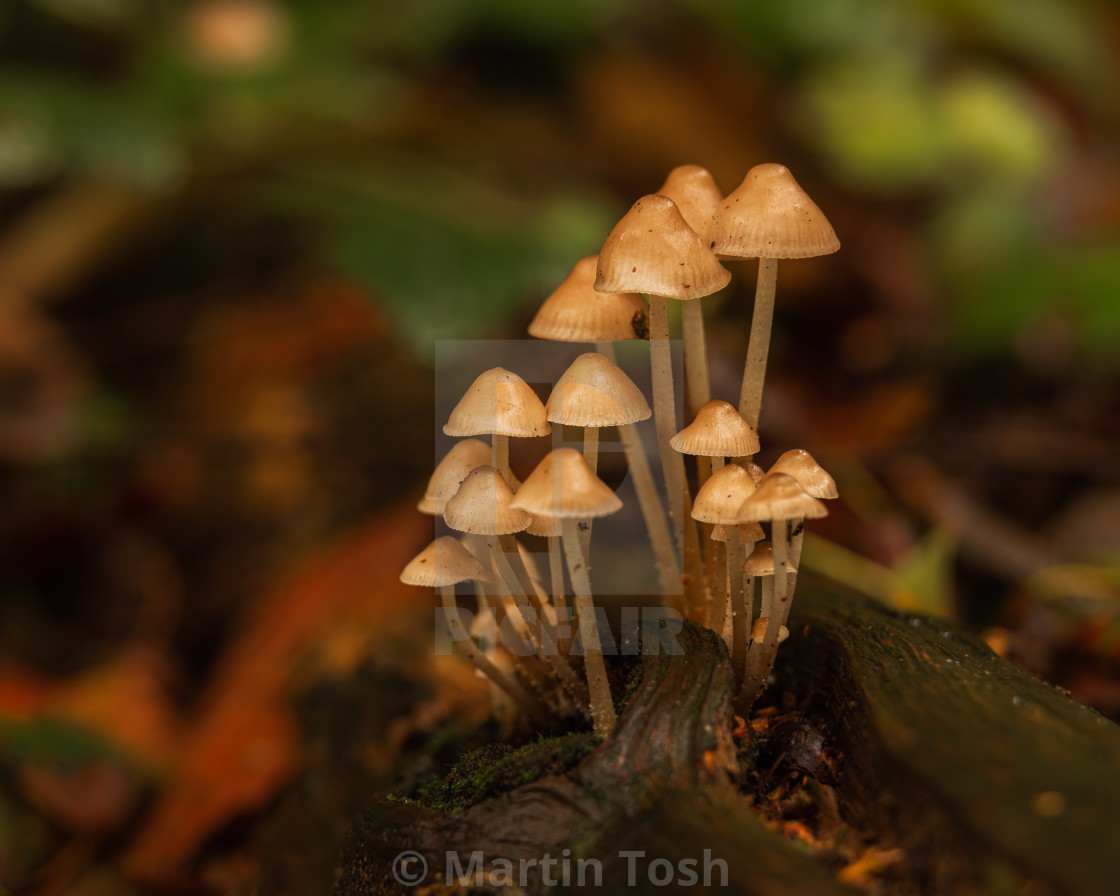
left=1031, top=791, right=1065, bottom=817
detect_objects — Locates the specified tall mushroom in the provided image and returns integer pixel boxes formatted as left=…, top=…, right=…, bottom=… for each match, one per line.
left=655, top=165, right=725, bottom=421
left=709, top=164, right=839, bottom=432
left=511, top=448, right=623, bottom=737
left=444, top=367, right=550, bottom=489
left=767, top=448, right=838, bottom=593
left=596, top=194, right=730, bottom=616
left=736, top=472, right=827, bottom=711
left=401, top=536, right=549, bottom=725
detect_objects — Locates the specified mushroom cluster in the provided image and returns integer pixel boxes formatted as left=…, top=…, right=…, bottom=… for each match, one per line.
left=401, top=163, right=840, bottom=734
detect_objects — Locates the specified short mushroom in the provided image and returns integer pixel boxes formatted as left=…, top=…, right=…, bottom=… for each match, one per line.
left=767, top=448, right=838, bottom=592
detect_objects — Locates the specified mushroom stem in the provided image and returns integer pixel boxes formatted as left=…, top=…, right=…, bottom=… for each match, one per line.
left=737, top=517, right=792, bottom=713
left=681, top=487, right=706, bottom=622
left=561, top=518, right=616, bottom=737
left=681, top=299, right=710, bottom=420
left=438, top=585, right=551, bottom=725
left=579, top=426, right=599, bottom=561
left=727, top=526, right=748, bottom=683
left=738, top=257, right=778, bottom=432
left=787, top=523, right=805, bottom=597
left=492, top=434, right=518, bottom=489
left=498, top=533, right=588, bottom=709
left=648, top=294, right=686, bottom=551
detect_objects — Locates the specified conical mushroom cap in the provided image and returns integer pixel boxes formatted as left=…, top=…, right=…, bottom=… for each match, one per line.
left=546, top=352, right=651, bottom=427
left=670, top=399, right=760, bottom=457
left=444, top=466, right=531, bottom=535
left=744, top=541, right=776, bottom=576
left=656, top=165, right=724, bottom=244
left=418, top=438, right=492, bottom=515
left=401, top=536, right=492, bottom=588
left=768, top=448, right=838, bottom=499
left=595, top=194, right=731, bottom=300
left=510, top=448, right=622, bottom=520
left=444, top=368, right=551, bottom=438
left=525, top=512, right=562, bottom=537
left=529, top=256, right=649, bottom=343
left=692, top=463, right=758, bottom=525
left=738, top=472, right=828, bottom=522
left=710, top=163, right=840, bottom=260
left=710, top=521, right=765, bottom=543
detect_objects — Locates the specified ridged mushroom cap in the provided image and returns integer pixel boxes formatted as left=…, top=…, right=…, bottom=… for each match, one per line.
left=710, top=163, right=840, bottom=260
left=444, top=367, right=551, bottom=438
left=444, top=466, right=531, bottom=535
left=738, top=472, right=828, bottom=522
left=510, top=448, right=622, bottom=520
left=529, top=256, right=649, bottom=343
left=768, top=448, right=838, bottom=499
left=710, top=521, right=765, bottom=544
left=670, top=399, right=760, bottom=457
left=691, top=463, right=758, bottom=525
left=418, top=438, right=492, bottom=515
left=546, top=352, right=651, bottom=427
left=524, top=512, right=562, bottom=537
left=401, top=536, right=492, bottom=588
left=595, top=195, right=731, bottom=300
left=656, top=164, right=724, bottom=244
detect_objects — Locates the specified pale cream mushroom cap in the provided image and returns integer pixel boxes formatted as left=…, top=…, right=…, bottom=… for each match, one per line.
left=710, top=163, right=840, bottom=260
left=418, top=438, right=492, bottom=515
left=744, top=541, right=776, bottom=576
left=401, top=536, right=493, bottom=588
left=670, top=399, right=760, bottom=458
left=595, top=194, right=731, bottom=300
left=656, top=164, right=724, bottom=244
left=769, top=448, right=838, bottom=500
left=738, top=472, right=828, bottom=523
left=444, top=367, right=551, bottom=438
left=691, top=463, right=758, bottom=525
left=510, top=448, right=622, bottom=520
left=444, top=466, right=531, bottom=535
left=529, top=256, right=649, bottom=343
left=546, top=352, right=651, bottom=428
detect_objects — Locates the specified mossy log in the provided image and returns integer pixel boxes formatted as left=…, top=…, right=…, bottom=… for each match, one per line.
left=337, top=588, right=1120, bottom=895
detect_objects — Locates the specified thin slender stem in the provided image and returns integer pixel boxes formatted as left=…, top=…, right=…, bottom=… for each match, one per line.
left=681, top=299, right=710, bottom=420
left=681, top=486, right=706, bottom=622
left=739, top=257, right=778, bottom=432
left=618, top=421, right=681, bottom=605
left=493, top=434, right=518, bottom=489
left=580, top=426, right=599, bottom=562
left=648, top=294, right=685, bottom=552
left=788, top=524, right=805, bottom=598
left=727, top=526, right=748, bottom=684
left=736, top=517, right=792, bottom=714
left=561, top=518, right=616, bottom=737
left=438, top=586, right=550, bottom=725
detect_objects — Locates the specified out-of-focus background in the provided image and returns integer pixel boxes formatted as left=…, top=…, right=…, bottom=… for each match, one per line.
left=0, top=1, right=1118, bottom=891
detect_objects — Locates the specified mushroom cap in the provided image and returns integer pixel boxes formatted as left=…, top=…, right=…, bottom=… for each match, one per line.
left=444, top=466, right=531, bottom=535
left=710, top=521, right=765, bottom=544
left=768, top=448, right=838, bottom=499
left=751, top=616, right=789, bottom=643
left=691, top=463, right=759, bottom=525
left=595, top=194, right=731, bottom=300
left=524, top=512, right=562, bottom=537
left=670, top=399, right=760, bottom=457
left=418, top=438, right=492, bottom=515
left=656, top=164, right=724, bottom=244
left=738, top=472, right=828, bottom=522
left=529, top=256, right=649, bottom=343
left=546, top=352, right=651, bottom=427
left=510, top=448, right=623, bottom=520
left=710, top=163, right=840, bottom=260
left=744, top=541, right=776, bottom=576
left=444, top=367, right=551, bottom=438
left=401, top=536, right=492, bottom=588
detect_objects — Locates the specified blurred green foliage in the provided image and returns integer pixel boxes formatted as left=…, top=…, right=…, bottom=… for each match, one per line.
left=0, top=0, right=1117, bottom=362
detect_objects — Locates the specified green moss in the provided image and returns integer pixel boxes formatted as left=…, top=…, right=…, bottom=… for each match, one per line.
left=399, top=732, right=598, bottom=812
